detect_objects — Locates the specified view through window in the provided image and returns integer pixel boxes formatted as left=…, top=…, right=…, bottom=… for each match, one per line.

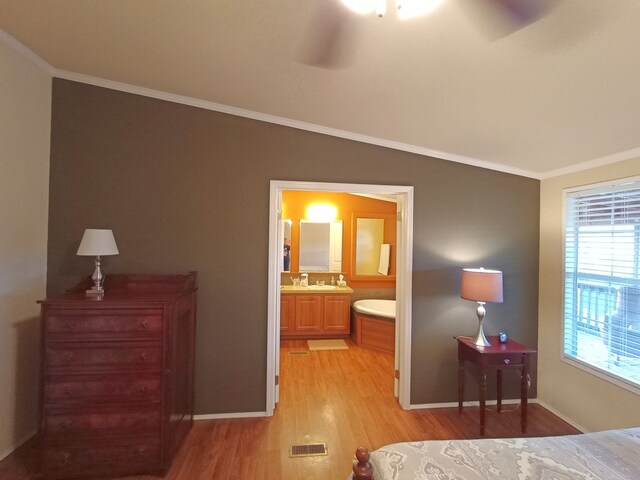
left=563, top=179, right=640, bottom=389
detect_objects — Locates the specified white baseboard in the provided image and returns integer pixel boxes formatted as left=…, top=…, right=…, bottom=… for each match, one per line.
left=410, top=398, right=534, bottom=410
left=534, top=399, right=586, bottom=433
left=194, top=411, right=268, bottom=420
left=410, top=398, right=587, bottom=434
left=0, top=429, right=37, bottom=462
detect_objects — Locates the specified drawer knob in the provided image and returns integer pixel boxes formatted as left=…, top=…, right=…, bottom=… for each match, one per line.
left=139, top=353, right=148, bottom=361
left=136, top=385, right=148, bottom=394
left=64, top=389, right=73, bottom=397
left=137, top=448, right=146, bottom=457
left=64, top=321, right=75, bottom=330
left=62, top=453, right=71, bottom=464
left=504, top=358, right=510, bottom=365
left=141, top=320, right=149, bottom=329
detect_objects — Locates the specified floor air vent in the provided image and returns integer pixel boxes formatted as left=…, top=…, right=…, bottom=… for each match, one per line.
left=290, top=443, right=327, bottom=457
left=289, top=351, right=310, bottom=356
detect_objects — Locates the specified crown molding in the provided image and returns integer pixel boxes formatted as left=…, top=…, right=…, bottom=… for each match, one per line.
left=4, top=27, right=637, bottom=181
left=539, top=146, right=640, bottom=180
left=0, top=28, right=55, bottom=75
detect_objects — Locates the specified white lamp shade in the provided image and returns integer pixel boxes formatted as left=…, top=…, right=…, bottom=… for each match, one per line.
left=461, top=268, right=503, bottom=303
left=77, top=229, right=119, bottom=256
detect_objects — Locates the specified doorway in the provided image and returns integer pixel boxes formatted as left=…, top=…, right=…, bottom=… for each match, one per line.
left=266, top=181, right=414, bottom=415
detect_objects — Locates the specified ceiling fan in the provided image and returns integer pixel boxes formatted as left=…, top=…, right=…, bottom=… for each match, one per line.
left=300, top=0, right=554, bottom=68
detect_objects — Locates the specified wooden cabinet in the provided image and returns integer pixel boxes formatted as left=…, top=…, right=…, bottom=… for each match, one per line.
left=38, top=273, right=197, bottom=479
left=281, top=292, right=351, bottom=338
left=323, top=295, right=351, bottom=333
left=295, top=295, right=323, bottom=333
left=280, top=294, right=295, bottom=334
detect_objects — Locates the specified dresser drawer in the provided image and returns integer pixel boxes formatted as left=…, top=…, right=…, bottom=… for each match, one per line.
left=46, top=342, right=162, bottom=373
left=42, top=438, right=160, bottom=477
left=486, top=354, right=525, bottom=367
left=45, top=309, right=163, bottom=341
left=46, top=373, right=162, bottom=405
left=44, top=406, right=161, bottom=440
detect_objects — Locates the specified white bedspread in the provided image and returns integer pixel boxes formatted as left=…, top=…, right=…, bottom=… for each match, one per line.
left=353, top=428, right=640, bottom=480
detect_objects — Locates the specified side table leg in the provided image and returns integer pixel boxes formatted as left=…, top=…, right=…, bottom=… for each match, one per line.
left=479, top=372, right=487, bottom=436
left=458, top=360, right=464, bottom=413
left=497, top=369, right=502, bottom=413
left=521, top=367, right=528, bottom=433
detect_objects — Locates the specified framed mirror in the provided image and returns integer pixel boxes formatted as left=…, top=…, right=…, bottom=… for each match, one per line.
left=351, top=213, right=396, bottom=281
left=282, top=219, right=292, bottom=272
left=355, top=218, right=384, bottom=275
left=299, top=220, right=342, bottom=272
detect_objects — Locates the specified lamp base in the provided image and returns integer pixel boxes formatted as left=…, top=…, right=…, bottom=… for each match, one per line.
left=87, top=255, right=106, bottom=295
left=472, top=302, right=492, bottom=347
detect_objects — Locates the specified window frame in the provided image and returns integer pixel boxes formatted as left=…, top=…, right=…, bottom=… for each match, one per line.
left=561, top=176, right=640, bottom=396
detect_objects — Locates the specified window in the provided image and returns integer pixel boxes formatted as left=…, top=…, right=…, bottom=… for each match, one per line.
left=563, top=179, right=640, bottom=390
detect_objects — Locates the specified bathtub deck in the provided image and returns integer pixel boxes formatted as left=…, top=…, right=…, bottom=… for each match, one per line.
left=351, top=311, right=395, bottom=354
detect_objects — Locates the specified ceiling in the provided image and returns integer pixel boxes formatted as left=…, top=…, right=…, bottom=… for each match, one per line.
left=1, top=0, right=640, bottom=179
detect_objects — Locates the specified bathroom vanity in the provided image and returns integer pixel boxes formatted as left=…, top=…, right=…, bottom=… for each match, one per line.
left=280, top=286, right=353, bottom=338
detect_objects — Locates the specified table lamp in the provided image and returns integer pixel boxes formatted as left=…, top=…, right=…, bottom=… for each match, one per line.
left=461, top=267, right=503, bottom=346
left=77, top=229, right=119, bottom=295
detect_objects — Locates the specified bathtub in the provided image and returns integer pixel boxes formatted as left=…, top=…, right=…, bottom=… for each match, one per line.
left=352, top=299, right=396, bottom=320
left=351, top=299, right=396, bottom=354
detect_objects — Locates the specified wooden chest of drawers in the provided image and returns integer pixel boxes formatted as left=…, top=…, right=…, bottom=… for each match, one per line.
left=38, top=273, right=197, bottom=479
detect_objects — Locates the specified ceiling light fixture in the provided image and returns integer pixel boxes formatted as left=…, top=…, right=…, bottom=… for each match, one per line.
left=397, top=0, right=444, bottom=20
left=340, top=0, right=443, bottom=19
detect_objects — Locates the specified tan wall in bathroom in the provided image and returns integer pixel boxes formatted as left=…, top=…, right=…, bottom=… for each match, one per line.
left=282, top=190, right=396, bottom=288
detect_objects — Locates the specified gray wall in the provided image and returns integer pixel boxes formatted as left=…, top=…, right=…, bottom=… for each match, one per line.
left=48, top=79, right=540, bottom=413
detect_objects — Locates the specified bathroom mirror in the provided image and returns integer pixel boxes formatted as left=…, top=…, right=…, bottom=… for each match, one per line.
left=355, top=218, right=385, bottom=275
left=299, top=220, right=342, bottom=272
left=282, top=219, right=292, bottom=272
left=351, top=213, right=396, bottom=280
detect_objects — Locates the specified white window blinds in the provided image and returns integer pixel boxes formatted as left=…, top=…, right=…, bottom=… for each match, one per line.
left=563, top=180, right=640, bottom=388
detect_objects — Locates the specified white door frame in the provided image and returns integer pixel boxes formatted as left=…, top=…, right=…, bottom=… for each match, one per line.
left=266, top=180, right=414, bottom=414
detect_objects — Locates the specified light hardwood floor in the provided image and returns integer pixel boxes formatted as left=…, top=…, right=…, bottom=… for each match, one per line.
left=1, top=339, right=579, bottom=480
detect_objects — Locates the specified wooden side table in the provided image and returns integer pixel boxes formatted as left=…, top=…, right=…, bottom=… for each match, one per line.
left=457, top=335, right=536, bottom=436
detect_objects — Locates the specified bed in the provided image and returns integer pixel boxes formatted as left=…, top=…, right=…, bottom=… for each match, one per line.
left=351, top=427, right=640, bottom=479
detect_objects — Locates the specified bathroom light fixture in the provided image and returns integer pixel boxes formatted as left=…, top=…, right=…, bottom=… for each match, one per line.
left=340, top=0, right=443, bottom=19
left=306, top=203, right=338, bottom=222
left=461, top=267, right=503, bottom=347
left=77, top=229, right=119, bottom=295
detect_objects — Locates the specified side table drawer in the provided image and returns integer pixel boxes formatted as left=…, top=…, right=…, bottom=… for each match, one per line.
left=486, top=354, right=525, bottom=367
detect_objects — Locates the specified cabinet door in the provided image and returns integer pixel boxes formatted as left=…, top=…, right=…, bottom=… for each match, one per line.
left=295, top=295, right=323, bottom=332
left=280, top=295, right=295, bottom=333
left=323, top=295, right=351, bottom=333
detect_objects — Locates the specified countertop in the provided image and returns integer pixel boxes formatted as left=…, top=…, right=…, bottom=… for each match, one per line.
left=281, top=285, right=353, bottom=294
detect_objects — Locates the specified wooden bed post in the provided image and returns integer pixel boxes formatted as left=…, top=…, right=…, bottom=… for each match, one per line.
left=353, top=447, right=374, bottom=480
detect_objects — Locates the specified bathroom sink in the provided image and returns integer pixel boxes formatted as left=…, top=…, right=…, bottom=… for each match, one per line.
left=306, top=285, right=337, bottom=290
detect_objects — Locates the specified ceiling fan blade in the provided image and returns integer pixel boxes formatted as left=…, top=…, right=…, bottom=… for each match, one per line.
left=298, top=1, right=358, bottom=69
left=485, top=0, right=551, bottom=24
left=463, top=0, right=555, bottom=37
